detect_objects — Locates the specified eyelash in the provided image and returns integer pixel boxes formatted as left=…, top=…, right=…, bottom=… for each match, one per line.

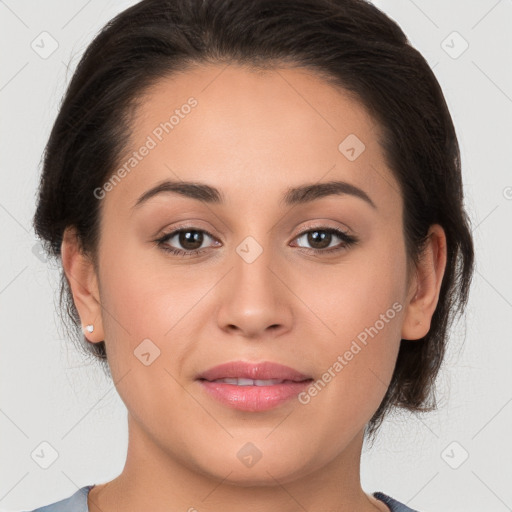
left=155, top=224, right=358, bottom=257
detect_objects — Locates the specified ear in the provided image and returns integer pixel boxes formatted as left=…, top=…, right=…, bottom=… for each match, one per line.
left=401, top=224, right=447, bottom=340
left=61, top=227, right=104, bottom=343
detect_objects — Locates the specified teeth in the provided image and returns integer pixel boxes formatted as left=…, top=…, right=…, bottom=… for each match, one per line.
left=211, top=378, right=285, bottom=386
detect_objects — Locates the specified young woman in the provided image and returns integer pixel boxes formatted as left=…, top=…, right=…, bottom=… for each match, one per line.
left=27, top=0, right=474, bottom=510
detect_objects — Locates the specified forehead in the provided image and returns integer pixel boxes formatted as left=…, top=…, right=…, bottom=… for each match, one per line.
left=105, top=63, right=398, bottom=214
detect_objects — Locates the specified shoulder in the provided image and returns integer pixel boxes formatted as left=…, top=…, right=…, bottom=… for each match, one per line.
left=20, top=485, right=94, bottom=512
left=373, top=491, right=420, bottom=512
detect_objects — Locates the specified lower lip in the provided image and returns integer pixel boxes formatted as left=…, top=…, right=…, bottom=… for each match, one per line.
left=198, top=379, right=312, bottom=412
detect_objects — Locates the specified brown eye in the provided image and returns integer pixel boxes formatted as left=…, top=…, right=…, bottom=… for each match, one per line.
left=304, top=230, right=333, bottom=249
left=176, top=230, right=205, bottom=251
left=293, top=227, right=357, bottom=253
left=156, top=227, right=219, bottom=256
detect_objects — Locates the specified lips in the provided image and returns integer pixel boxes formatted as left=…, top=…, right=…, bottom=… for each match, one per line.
left=210, top=378, right=288, bottom=386
left=196, top=361, right=314, bottom=411
left=196, top=361, right=312, bottom=383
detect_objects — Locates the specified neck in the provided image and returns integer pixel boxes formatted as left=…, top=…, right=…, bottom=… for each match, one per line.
left=88, top=413, right=388, bottom=512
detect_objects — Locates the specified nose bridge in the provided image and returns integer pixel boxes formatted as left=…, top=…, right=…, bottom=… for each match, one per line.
left=232, top=232, right=279, bottom=303
left=215, top=231, right=293, bottom=337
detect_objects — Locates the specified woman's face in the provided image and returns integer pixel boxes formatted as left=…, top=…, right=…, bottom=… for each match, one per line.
left=78, top=64, right=420, bottom=484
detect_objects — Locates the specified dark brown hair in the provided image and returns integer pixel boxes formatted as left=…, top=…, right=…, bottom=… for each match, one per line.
left=33, top=0, right=474, bottom=440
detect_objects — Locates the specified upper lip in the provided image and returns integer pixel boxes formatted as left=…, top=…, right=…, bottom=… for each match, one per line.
left=197, top=361, right=312, bottom=382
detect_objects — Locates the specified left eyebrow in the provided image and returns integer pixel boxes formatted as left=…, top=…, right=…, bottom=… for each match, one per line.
left=131, top=179, right=376, bottom=210
left=282, top=180, right=376, bottom=209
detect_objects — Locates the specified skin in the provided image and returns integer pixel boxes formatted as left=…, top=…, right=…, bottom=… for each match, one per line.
left=61, top=63, right=447, bottom=512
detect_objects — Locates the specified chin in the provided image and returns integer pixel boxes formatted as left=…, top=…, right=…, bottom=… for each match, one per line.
left=192, top=449, right=317, bottom=487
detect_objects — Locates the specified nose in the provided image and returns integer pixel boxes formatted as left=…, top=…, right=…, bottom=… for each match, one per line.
left=215, top=241, right=293, bottom=339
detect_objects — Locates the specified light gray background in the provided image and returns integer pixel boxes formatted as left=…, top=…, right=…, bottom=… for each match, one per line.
left=1, top=1, right=511, bottom=511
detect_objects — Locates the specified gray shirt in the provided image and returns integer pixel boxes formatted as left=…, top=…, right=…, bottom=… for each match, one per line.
left=23, top=485, right=419, bottom=511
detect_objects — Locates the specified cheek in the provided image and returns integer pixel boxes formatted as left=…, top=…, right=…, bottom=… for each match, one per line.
left=96, top=235, right=219, bottom=380
left=97, top=232, right=182, bottom=331
left=290, top=236, right=407, bottom=342
left=293, top=237, right=406, bottom=415
left=297, top=292, right=403, bottom=442
left=95, top=245, right=200, bottom=420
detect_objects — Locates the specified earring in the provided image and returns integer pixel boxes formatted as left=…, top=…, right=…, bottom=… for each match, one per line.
left=85, top=324, right=94, bottom=333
